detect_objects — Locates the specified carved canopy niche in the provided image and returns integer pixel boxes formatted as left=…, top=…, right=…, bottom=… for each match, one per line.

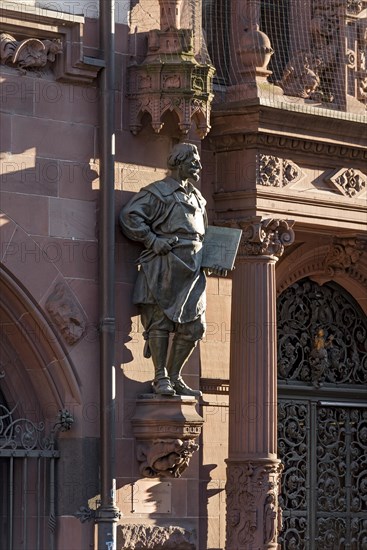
left=127, top=0, right=215, bottom=139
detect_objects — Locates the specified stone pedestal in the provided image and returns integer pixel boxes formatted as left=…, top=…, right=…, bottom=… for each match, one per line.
left=131, top=395, right=203, bottom=479
left=225, top=218, right=294, bottom=550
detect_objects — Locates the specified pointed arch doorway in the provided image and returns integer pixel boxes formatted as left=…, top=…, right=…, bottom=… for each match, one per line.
left=0, top=267, right=79, bottom=549
left=277, top=278, right=367, bottom=549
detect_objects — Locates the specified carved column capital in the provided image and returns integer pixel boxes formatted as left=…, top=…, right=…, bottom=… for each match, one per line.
left=221, top=218, right=295, bottom=259
left=226, top=458, right=283, bottom=550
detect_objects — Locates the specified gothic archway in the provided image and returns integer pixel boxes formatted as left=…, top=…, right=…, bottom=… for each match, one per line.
left=277, top=278, right=367, bottom=549
left=0, top=267, right=79, bottom=549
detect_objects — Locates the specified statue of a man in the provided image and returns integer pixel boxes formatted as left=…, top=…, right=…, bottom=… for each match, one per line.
left=120, top=143, right=225, bottom=397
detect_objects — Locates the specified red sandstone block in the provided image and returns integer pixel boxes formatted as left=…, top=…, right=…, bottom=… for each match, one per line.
left=0, top=214, right=16, bottom=262
left=1, top=227, right=59, bottom=301
left=49, top=197, right=97, bottom=240
left=34, top=79, right=99, bottom=125
left=0, top=155, right=59, bottom=197
left=58, top=159, right=98, bottom=201
left=12, top=115, right=95, bottom=161
left=0, top=71, right=35, bottom=116
left=32, top=236, right=98, bottom=281
left=0, top=112, right=11, bottom=153
left=0, top=191, right=49, bottom=235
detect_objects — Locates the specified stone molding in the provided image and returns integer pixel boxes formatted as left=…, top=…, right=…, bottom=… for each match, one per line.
left=226, top=459, right=283, bottom=550
left=118, top=524, right=196, bottom=550
left=209, top=132, right=367, bottom=163
left=131, top=395, right=203, bottom=479
left=220, top=218, right=295, bottom=259
left=45, top=282, right=87, bottom=346
left=0, top=6, right=102, bottom=84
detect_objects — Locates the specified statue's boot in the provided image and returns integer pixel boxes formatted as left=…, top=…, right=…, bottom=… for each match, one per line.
left=148, top=334, right=175, bottom=396
left=167, top=337, right=202, bottom=397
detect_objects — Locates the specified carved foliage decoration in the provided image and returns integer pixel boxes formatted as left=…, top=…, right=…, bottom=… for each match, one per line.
left=277, top=279, right=367, bottom=387
left=118, top=524, right=196, bottom=550
left=257, top=154, right=304, bottom=187
left=326, top=168, right=367, bottom=198
left=136, top=438, right=199, bottom=478
left=324, top=236, right=365, bottom=275
left=0, top=32, right=63, bottom=72
left=45, top=282, right=87, bottom=346
left=226, top=460, right=283, bottom=549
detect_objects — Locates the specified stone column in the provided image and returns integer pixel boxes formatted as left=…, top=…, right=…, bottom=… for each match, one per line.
left=225, top=218, right=295, bottom=550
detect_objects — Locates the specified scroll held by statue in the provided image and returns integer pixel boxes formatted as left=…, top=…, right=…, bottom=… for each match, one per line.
left=201, top=226, right=242, bottom=271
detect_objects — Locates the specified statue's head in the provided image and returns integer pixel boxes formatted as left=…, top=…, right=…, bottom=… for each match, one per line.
left=167, top=143, right=202, bottom=183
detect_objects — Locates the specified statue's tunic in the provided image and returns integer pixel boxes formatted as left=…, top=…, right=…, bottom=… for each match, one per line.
left=120, top=177, right=207, bottom=324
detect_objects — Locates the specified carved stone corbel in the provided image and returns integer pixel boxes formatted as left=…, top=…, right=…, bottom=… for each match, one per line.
left=131, top=395, right=203, bottom=479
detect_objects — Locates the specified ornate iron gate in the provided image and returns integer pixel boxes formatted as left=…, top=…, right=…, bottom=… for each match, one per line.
left=277, top=279, right=367, bottom=549
left=0, top=376, right=73, bottom=550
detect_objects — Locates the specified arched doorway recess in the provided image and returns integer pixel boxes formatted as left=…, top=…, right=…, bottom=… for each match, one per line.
left=277, top=278, right=367, bottom=549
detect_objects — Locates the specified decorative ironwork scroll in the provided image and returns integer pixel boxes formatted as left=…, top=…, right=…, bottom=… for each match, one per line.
left=277, top=279, right=367, bottom=388
left=277, top=278, right=367, bottom=549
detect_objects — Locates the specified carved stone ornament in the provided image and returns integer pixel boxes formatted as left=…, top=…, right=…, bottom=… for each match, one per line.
left=131, top=395, right=203, bottom=478
left=324, top=236, right=365, bottom=275
left=45, top=282, right=87, bottom=345
left=347, top=0, right=365, bottom=14
left=0, top=6, right=102, bottom=84
left=136, top=438, right=199, bottom=478
left=226, top=459, right=283, bottom=550
left=257, top=154, right=304, bottom=187
left=326, top=167, right=367, bottom=198
left=279, top=51, right=322, bottom=99
left=118, top=524, right=196, bottom=550
left=0, top=32, right=63, bottom=72
left=127, top=0, right=215, bottom=138
left=229, top=218, right=295, bottom=258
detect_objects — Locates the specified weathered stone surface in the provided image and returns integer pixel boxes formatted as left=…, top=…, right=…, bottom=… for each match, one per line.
left=117, top=524, right=196, bottom=550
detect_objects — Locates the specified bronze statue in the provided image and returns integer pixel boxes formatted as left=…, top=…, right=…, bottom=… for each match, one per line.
left=120, top=143, right=226, bottom=397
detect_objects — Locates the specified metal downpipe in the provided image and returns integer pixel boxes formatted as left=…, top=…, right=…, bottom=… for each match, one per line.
left=96, top=0, right=120, bottom=547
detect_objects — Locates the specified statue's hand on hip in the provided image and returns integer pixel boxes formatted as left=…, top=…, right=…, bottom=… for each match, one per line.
left=152, top=236, right=178, bottom=255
